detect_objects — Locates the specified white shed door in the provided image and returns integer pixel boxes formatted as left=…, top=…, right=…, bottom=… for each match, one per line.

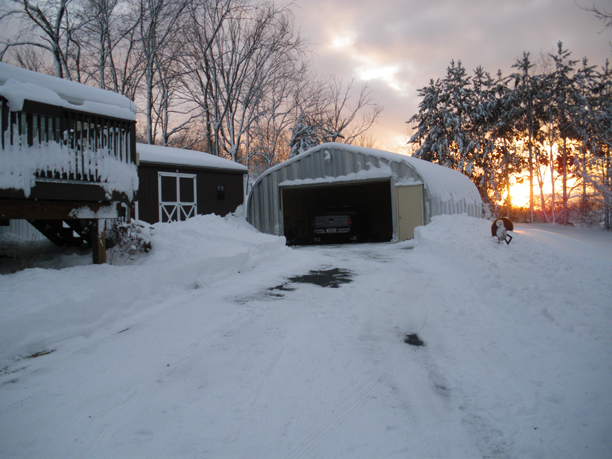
left=158, top=172, right=197, bottom=223
left=396, top=184, right=424, bottom=241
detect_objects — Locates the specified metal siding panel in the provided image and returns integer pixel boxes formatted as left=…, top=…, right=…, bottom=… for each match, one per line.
left=0, top=220, right=43, bottom=239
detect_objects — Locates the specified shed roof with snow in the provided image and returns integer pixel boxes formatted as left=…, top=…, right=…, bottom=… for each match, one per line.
left=247, top=143, right=482, bottom=243
left=137, top=143, right=248, bottom=172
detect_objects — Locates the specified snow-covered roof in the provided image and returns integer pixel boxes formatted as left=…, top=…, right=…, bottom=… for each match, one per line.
left=297, top=143, right=481, bottom=206
left=0, top=62, right=136, bottom=120
left=260, top=142, right=481, bottom=208
left=279, top=163, right=394, bottom=187
left=137, top=143, right=248, bottom=173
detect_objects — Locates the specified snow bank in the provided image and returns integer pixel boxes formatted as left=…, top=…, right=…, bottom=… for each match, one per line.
left=0, top=213, right=288, bottom=361
left=412, top=215, right=612, bottom=458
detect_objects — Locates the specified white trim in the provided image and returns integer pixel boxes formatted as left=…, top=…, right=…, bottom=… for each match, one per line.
left=157, top=172, right=197, bottom=223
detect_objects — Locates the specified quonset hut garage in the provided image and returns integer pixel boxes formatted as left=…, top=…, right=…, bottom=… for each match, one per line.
left=246, top=143, right=482, bottom=244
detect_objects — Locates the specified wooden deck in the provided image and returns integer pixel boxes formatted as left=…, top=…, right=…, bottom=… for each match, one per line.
left=0, top=94, right=137, bottom=264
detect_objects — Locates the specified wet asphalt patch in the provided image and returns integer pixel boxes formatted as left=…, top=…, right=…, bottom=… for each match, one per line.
left=286, top=268, right=353, bottom=288
left=233, top=268, right=353, bottom=303
left=404, top=333, right=425, bottom=346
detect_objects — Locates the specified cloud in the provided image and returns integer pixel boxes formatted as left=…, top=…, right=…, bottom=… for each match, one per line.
left=293, top=0, right=612, bottom=149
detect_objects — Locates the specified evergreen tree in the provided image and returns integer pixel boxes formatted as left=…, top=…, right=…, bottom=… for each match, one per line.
left=589, top=61, right=612, bottom=229
left=573, top=57, right=598, bottom=219
left=511, top=52, right=543, bottom=222
left=468, top=66, right=498, bottom=205
left=441, top=60, right=473, bottom=172
left=550, top=42, right=580, bottom=224
left=288, top=113, right=322, bottom=158
left=408, top=78, right=449, bottom=164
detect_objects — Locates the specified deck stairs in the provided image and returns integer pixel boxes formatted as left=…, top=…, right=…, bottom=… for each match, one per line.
left=27, top=220, right=92, bottom=247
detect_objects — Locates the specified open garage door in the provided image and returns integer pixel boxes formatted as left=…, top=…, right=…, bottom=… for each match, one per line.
left=281, top=179, right=393, bottom=245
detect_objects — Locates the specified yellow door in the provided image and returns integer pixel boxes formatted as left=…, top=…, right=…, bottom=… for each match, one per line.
left=396, top=184, right=424, bottom=241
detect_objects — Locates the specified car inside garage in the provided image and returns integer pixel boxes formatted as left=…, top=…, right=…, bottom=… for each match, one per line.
left=281, top=179, right=393, bottom=245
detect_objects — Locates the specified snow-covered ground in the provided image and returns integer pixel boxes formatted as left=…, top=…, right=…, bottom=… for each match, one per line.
left=0, top=214, right=610, bottom=458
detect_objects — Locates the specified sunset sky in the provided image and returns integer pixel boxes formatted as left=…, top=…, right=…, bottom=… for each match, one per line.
left=293, top=0, right=612, bottom=151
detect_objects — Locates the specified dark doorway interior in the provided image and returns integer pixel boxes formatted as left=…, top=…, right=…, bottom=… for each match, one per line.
left=281, top=180, right=393, bottom=245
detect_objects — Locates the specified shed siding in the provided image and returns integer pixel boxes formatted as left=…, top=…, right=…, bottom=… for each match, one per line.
left=137, top=163, right=244, bottom=224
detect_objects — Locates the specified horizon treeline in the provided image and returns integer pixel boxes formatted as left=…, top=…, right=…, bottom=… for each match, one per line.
left=0, top=0, right=381, bottom=179
left=408, top=42, right=611, bottom=228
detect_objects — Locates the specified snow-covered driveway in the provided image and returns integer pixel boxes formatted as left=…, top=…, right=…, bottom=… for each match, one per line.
left=1, top=214, right=611, bottom=458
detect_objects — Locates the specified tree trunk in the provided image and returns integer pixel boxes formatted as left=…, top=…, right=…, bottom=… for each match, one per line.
left=528, top=127, right=534, bottom=223
left=550, top=134, right=556, bottom=224
left=562, top=136, right=568, bottom=224
left=504, top=137, right=511, bottom=218
left=581, top=143, right=587, bottom=217
left=606, top=148, right=611, bottom=231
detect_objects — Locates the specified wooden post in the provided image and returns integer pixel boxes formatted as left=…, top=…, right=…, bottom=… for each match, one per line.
left=92, top=219, right=107, bottom=264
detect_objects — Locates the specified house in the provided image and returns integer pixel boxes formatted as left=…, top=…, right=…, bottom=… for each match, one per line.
left=246, top=143, right=483, bottom=244
left=0, top=63, right=138, bottom=263
left=135, top=143, right=247, bottom=224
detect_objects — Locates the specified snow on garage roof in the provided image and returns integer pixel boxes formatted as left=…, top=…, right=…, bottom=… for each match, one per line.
left=0, top=62, right=136, bottom=120
left=137, top=143, right=248, bottom=173
left=265, top=142, right=481, bottom=205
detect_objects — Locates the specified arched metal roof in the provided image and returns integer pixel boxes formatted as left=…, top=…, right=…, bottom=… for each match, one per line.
left=247, top=143, right=482, bottom=237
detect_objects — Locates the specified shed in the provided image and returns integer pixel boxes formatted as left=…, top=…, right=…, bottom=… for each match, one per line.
left=135, top=143, right=248, bottom=224
left=0, top=62, right=138, bottom=263
left=246, top=143, right=482, bottom=243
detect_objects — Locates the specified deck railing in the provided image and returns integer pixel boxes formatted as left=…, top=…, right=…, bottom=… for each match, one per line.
left=1, top=97, right=137, bottom=199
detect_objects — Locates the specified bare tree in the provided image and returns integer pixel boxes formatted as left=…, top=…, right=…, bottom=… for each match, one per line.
left=77, top=0, right=142, bottom=96
left=135, top=0, right=188, bottom=144
left=11, top=45, right=55, bottom=74
left=320, top=78, right=383, bottom=144
left=580, top=2, right=612, bottom=29
left=1, top=0, right=85, bottom=79
left=183, top=0, right=307, bottom=163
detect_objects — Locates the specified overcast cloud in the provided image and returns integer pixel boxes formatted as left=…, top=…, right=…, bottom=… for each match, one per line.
left=292, top=0, right=612, bottom=150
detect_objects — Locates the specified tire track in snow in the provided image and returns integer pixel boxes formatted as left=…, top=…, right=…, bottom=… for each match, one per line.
left=280, top=243, right=446, bottom=459
left=283, top=344, right=420, bottom=459
left=0, top=303, right=256, bottom=442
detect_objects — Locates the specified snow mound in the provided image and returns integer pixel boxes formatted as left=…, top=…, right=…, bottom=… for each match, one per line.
left=0, top=213, right=287, bottom=362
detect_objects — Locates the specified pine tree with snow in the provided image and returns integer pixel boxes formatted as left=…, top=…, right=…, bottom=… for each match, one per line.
left=288, top=113, right=322, bottom=158
left=511, top=52, right=545, bottom=222
left=408, top=77, right=451, bottom=166
left=582, top=60, right=612, bottom=229
left=468, top=66, right=498, bottom=202
left=549, top=42, right=581, bottom=224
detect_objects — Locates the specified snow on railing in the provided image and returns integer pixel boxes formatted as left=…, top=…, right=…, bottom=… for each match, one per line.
left=1, top=129, right=138, bottom=200
left=1, top=96, right=138, bottom=200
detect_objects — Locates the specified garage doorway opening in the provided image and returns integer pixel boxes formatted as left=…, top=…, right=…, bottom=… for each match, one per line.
left=281, top=180, right=393, bottom=245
